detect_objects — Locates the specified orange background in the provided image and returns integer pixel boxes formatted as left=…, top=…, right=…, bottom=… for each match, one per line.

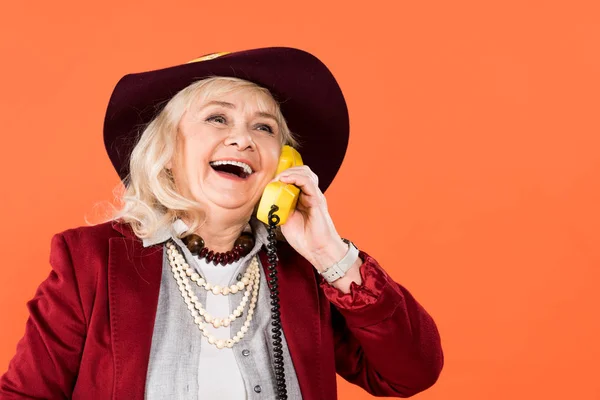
left=1, top=1, right=599, bottom=399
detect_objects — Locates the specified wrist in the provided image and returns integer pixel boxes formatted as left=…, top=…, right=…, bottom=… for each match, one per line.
left=312, top=238, right=348, bottom=272
left=328, top=258, right=363, bottom=293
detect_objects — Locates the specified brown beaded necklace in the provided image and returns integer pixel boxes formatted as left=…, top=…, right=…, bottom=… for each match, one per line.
left=181, top=232, right=255, bottom=266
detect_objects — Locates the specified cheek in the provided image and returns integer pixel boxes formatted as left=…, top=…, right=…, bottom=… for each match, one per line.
left=170, top=151, right=209, bottom=193
left=181, top=139, right=211, bottom=174
left=261, top=143, right=283, bottom=176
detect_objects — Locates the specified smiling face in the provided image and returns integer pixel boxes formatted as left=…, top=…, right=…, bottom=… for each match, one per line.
left=168, top=86, right=284, bottom=216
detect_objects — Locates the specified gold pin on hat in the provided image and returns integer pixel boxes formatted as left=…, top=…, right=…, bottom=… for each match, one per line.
left=188, top=52, right=230, bottom=63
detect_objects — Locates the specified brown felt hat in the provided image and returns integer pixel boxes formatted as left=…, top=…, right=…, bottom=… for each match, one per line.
left=103, top=47, right=349, bottom=193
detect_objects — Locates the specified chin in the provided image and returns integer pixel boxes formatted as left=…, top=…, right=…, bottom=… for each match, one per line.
left=209, top=193, right=259, bottom=212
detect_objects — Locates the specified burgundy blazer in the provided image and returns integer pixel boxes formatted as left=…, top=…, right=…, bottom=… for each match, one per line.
left=0, top=221, right=443, bottom=399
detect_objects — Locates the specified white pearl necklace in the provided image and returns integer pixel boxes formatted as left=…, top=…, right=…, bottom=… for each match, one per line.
left=167, top=242, right=260, bottom=350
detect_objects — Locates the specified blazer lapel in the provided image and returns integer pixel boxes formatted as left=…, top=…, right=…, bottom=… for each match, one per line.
left=108, top=224, right=163, bottom=400
left=259, top=244, right=323, bottom=400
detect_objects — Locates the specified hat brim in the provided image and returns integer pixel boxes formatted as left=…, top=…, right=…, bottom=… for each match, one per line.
left=103, top=47, right=349, bottom=193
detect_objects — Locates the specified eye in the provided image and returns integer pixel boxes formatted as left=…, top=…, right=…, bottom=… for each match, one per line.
left=255, top=123, right=274, bottom=134
left=206, top=114, right=227, bottom=124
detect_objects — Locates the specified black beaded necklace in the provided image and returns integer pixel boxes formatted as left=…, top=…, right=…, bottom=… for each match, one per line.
left=181, top=232, right=255, bottom=266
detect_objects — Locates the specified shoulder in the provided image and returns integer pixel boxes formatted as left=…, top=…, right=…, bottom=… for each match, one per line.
left=57, top=220, right=134, bottom=246
left=39, top=221, right=136, bottom=328
left=45, top=221, right=136, bottom=296
left=50, top=220, right=136, bottom=266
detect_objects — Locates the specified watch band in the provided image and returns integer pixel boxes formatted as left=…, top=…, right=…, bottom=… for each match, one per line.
left=320, top=239, right=359, bottom=283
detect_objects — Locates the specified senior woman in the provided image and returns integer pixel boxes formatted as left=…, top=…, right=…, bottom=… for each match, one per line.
left=0, top=47, right=443, bottom=399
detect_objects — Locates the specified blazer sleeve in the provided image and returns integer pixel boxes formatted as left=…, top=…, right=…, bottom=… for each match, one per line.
left=0, top=233, right=87, bottom=399
left=319, top=250, right=444, bottom=398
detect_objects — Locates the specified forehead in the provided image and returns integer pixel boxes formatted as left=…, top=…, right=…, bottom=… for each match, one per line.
left=191, top=83, right=279, bottom=114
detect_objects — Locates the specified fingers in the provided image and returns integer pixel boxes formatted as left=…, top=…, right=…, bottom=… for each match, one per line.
left=279, top=173, right=318, bottom=196
left=272, top=166, right=318, bottom=185
left=274, top=166, right=319, bottom=192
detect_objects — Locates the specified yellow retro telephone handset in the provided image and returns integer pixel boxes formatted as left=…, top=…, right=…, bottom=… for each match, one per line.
left=255, top=145, right=303, bottom=400
left=256, top=145, right=303, bottom=226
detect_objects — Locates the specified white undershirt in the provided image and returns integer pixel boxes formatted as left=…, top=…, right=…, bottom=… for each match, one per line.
left=194, top=255, right=247, bottom=399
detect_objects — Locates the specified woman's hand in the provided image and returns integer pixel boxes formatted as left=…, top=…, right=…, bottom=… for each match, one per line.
left=273, top=165, right=349, bottom=272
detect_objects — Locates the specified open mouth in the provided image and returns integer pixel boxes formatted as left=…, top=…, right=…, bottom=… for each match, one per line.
left=209, top=160, right=254, bottom=179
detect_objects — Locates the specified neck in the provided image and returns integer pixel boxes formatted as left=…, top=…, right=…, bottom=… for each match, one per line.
left=183, top=211, right=251, bottom=253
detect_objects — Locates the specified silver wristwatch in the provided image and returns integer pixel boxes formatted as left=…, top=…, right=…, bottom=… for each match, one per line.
left=319, top=238, right=359, bottom=283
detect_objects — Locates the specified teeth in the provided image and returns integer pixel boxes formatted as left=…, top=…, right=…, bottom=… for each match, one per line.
left=209, top=160, right=253, bottom=175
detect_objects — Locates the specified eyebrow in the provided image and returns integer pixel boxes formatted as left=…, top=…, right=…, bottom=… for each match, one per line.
left=202, top=100, right=235, bottom=109
left=201, top=101, right=278, bottom=122
left=255, top=111, right=278, bottom=122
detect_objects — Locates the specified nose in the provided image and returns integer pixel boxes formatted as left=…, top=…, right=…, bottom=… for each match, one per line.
left=223, top=125, right=255, bottom=151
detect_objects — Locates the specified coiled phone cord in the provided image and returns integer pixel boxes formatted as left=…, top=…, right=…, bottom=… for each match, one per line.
left=266, top=204, right=288, bottom=400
